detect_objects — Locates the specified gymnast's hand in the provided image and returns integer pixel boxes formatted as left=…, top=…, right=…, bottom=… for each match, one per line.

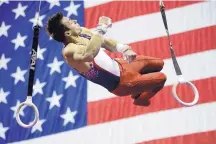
left=98, top=16, right=112, bottom=28
left=122, top=48, right=137, bottom=63
left=95, top=16, right=112, bottom=35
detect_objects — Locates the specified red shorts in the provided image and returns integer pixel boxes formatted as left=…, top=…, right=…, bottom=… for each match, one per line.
left=110, top=56, right=167, bottom=106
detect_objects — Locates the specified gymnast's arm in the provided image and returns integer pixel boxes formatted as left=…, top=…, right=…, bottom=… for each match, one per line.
left=82, top=27, right=132, bottom=53
left=102, top=37, right=132, bottom=53
left=62, top=32, right=104, bottom=62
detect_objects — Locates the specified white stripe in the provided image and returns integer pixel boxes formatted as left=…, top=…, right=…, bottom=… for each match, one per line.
left=84, top=0, right=112, bottom=8
left=87, top=49, right=216, bottom=102
left=12, top=102, right=216, bottom=144
left=104, top=2, right=216, bottom=44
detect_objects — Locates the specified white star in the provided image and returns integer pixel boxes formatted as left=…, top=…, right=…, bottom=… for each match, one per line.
left=10, top=100, right=25, bottom=118
left=64, top=1, right=81, bottom=17
left=0, top=54, right=11, bottom=70
left=46, top=0, right=60, bottom=9
left=60, top=107, right=77, bottom=126
left=33, top=79, right=46, bottom=97
left=0, top=123, right=9, bottom=140
left=0, top=21, right=11, bottom=37
left=47, top=57, right=64, bottom=75
left=11, top=67, right=28, bottom=85
left=37, top=45, right=46, bottom=60
left=0, top=88, right=10, bottom=104
left=11, top=33, right=27, bottom=50
left=62, top=71, right=79, bottom=89
left=29, top=12, right=46, bottom=27
left=12, top=3, right=28, bottom=19
left=46, top=91, right=63, bottom=110
left=31, top=119, right=46, bottom=133
left=0, top=0, right=9, bottom=7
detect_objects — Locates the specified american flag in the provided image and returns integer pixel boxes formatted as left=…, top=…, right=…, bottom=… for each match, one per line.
left=0, top=0, right=215, bottom=144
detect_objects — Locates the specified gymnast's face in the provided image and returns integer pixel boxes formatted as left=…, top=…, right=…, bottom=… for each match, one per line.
left=61, top=17, right=82, bottom=36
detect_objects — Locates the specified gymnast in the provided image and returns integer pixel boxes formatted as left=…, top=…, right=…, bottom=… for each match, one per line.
left=46, top=12, right=167, bottom=106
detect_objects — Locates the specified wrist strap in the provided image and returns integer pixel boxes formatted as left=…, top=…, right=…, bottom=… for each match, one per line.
left=116, top=43, right=129, bottom=53
left=95, top=24, right=108, bottom=35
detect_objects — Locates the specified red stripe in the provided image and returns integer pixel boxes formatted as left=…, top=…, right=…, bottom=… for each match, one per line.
left=88, top=77, right=216, bottom=125
left=85, top=1, right=202, bottom=28
left=105, top=26, right=216, bottom=59
left=138, top=130, right=216, bottom=144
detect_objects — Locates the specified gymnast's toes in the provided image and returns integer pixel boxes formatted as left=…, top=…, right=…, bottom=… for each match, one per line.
left=132, top=94, right=151, bottom=106
left=133, top=98, right=151, bottom=106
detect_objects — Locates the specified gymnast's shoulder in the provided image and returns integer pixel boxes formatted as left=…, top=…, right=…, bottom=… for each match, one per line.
left=63, top=42, right=85, bottom=55
left=81, top=27, right=94, bottom=36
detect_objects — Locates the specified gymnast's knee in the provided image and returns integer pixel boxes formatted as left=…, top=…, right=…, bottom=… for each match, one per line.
left=139, top=56, right=165, bottom=73
left=158, top=72, right=167, bottom=84
left=151, top=72, right=167, bottom=92
left=154, top=58, right=165, bottom=71
left=153, top=71, right=167, bottom=84
left=158, top=58, right=164, bottom=67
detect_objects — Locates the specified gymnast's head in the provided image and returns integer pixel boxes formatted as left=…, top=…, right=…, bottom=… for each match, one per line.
left=46, top=12, right=82, bottom=43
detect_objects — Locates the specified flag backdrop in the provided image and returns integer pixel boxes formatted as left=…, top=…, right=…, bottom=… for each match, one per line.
left=0, top=0, right=216, bottom=144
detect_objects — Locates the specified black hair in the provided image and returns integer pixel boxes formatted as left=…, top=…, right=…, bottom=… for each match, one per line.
left=46, top=12, right=67, bottom=42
